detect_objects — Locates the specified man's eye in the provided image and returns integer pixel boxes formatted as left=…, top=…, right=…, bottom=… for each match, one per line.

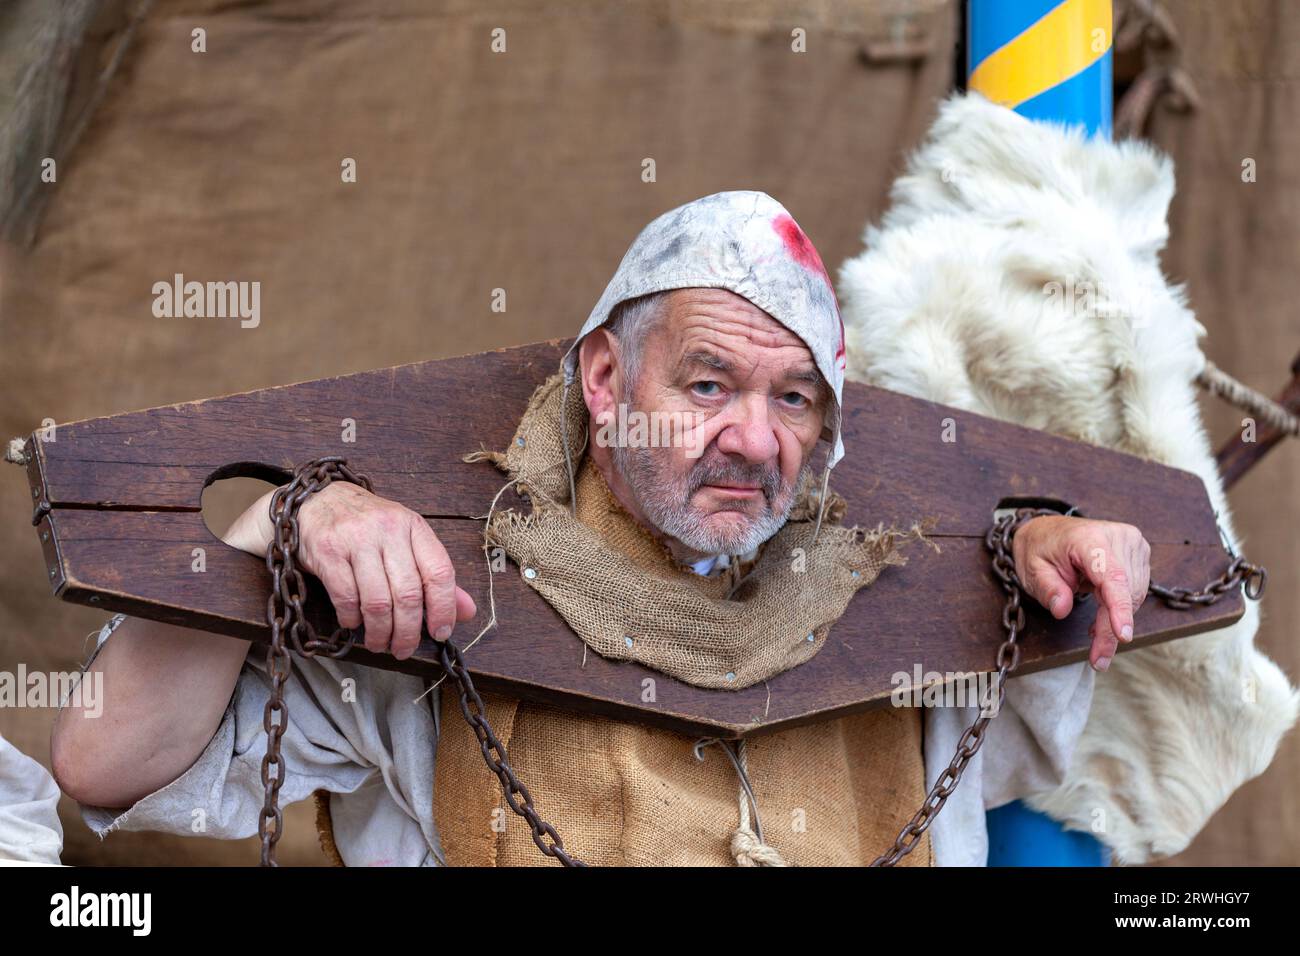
left=691, top=381, right=722, bottom=397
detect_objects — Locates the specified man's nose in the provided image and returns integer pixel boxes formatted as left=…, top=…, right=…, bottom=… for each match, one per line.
left=712, top=392, right=781, bottom=463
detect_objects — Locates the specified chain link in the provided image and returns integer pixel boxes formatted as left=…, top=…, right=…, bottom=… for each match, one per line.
left=870, top=507, right=1266, bottom=867
left=438, top=638, right=585, bottom=866
left=1150, top=555, right=1267, bottom=606
left=260, top=456, right=372, bottom=866
left=259, top=456, right=582, bottom=867
left=260, top=470, right=1264, bottom=869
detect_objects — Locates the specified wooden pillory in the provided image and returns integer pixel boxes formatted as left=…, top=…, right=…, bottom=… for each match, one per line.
left=22, top=339, right=1244, bottom=740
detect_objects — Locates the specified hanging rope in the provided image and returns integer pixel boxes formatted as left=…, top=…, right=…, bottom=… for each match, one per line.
left=1114, top=0, right=1200, bottom=140
left=1197, top=360, right=1300, bottom=437
left=694, top=737, right=789, bottom=867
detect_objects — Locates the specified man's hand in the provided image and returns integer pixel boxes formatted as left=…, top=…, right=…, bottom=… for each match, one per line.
left=1011, top=515, right=1152, bottom=673
left=288, top=482, right=477, bottom=660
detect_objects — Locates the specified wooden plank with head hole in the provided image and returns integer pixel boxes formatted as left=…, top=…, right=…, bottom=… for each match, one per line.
left=24, top=341, right=1243, bottom=738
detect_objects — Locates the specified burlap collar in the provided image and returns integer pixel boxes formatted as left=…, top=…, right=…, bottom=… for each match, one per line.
left=467, top=371, right=920, bottom=690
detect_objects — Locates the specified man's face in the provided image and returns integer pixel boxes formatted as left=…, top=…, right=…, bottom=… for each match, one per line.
left=590, top=288, right=829, bottom=557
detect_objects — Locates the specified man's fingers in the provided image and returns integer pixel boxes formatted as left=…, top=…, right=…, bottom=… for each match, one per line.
left=352, top=546, right=394, bottom=654
left=1024, top=557, right=1075, bottom=620
left=1079, top=543, right=1135, bottom=645
left=316, top=558, right=362, bottom=631
left=1089, top=610, right=1120, bottom=672
left=381, top=538, right=426, bottom=661
left=410, top=520, right=460, bottom=642
left=1103, top=568, right=1135, bottom=644
left=454, top=586, right=478, bottom=623
left=1017, top=519, right=1151, bottom=670
left=1129, top=537, right=1151, bottom=610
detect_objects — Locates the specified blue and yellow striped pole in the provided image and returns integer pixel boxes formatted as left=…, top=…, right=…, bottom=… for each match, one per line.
left=967, top=0, right=1114, bottom=867
left=967, top=0, right=1113, bottom=138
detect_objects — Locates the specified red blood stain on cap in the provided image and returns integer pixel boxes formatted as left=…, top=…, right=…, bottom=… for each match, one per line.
left=773, top=214, right=828, bottom=280
left=773, top=213, right=846, bottom=371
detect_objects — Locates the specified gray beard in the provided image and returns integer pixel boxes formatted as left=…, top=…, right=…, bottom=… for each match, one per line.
left=610, top=407, right=808, bottom=557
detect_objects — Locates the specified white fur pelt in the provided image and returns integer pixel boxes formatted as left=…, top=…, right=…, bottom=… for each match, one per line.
left=837, top=93, right=1299, bottom=864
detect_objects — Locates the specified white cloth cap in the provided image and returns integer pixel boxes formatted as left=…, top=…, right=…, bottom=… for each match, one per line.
left=562, top=190, right=848, bottom=469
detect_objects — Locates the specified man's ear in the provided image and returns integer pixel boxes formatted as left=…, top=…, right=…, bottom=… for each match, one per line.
left=578, top=327, right=622, bottom=427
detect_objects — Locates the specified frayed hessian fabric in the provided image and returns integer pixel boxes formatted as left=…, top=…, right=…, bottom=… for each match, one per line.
left=431, top=188, right=938, bottom=867
left=838, top=92, right=1300, bottom=865
left=468, top=370, right=928, bottom=690
left=441, top=369, right=935, bottom=866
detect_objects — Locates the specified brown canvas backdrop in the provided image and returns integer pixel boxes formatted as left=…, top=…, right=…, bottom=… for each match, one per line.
left=0, top=0, right=1293, bottom=866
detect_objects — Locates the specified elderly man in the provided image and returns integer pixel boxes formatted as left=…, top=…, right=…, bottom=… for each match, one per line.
left=51, top=191, right=1149, bottom=866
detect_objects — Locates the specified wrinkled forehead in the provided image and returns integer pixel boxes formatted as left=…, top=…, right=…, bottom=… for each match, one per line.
left=654, top=289, right=825, bottom=384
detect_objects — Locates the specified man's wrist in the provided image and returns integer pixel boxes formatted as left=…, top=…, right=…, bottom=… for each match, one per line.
left=220, top=519, right=267, bottom=556
left=220, top=489, right=279, bottom=555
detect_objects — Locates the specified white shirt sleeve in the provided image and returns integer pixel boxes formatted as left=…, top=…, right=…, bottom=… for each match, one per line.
left=72, top=614, right=444, bottom=866
left=0, top=734, right=64, bottom=865
left=923, top=662, right=1095, bottom=866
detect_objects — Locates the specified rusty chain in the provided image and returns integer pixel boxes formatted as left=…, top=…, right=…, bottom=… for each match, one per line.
left=1150, top=555, right=1267, bottom=607
left=438, top=637, right=584, bottom=866
left=259, top=456, right=371, bottom=866
left=259, top=456, right=580, bottom=867
left=870, top=506, right=1266, bottom=867
left=261, top=462, right=1264, bottom=868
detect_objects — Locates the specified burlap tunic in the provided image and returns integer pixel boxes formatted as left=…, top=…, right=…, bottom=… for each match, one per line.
left=73, top=455, right=931, bottom=867
left=433, top=460, right=931, bottom=866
